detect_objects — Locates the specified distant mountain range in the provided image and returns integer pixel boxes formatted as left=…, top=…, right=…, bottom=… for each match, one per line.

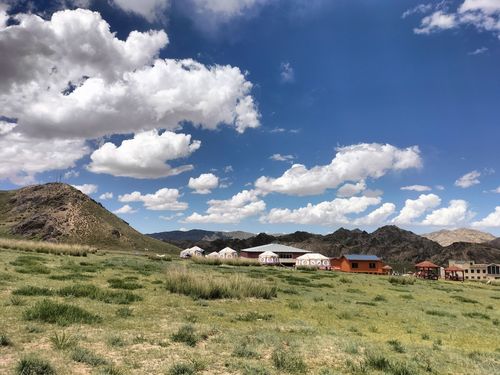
left=0, top=183, right=177, bottom=253
left=151, top=226, right=500, bottom=265
left=148, top=229, right=255, bottom=242
left=422, top=228, right=495, bottom=247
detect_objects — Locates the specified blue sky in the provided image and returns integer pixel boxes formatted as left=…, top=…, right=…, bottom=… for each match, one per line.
left=0, top=0, right=499, bottom=235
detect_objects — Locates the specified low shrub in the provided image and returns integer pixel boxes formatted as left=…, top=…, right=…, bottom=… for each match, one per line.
left=50, top=331, right=76, bottom=350
left=107, top=335, right=126, bottom=347
left=57, top=284, right=141, bottom=304
left=426, top=310, right=456, bottom=318
left=10, top=295, right=25, bottom=306
left=24, top=299, right=102, bottom=326
left=13, top=286, right=54, bottom=296
left=339, top=277, right=352, bottom=284
left=356, top=301, right=377, bottom=306
left=271, top=347, right=307, bottom=374
left=287, top=301, right=302, bottom=310
left=16, top=356, right=56, bottom=375
left=233, top=341, right=260, bottom=358
left=387, top=339, right=406, bottom=353
left=0, top=333, right=12, bottom=346
left=463, top=312, right=490, bottom=320
left=116, top=307, right=133, bottom=318
left=171, top=325, right=199, bottom=347
left=107, top=278, right=142, bottom=290
left=373, top=294, right=387, bottom=302
left=234, top=311, right=273, bottom=322
left=168, top=363, right=196, bottom=375
left=452, top=295, right=478, bottom=304
left=98, top=365, right=125, bottom=375
left=164, top=268, right=276, bottom=300
left=388, top=276, right=415, bottom=285
left=71, top=347, right=108, bottom=366
left=365, top=353, right=391, bottom=371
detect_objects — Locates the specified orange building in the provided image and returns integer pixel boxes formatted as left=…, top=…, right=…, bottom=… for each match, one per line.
left=331, top=254, right=386, bottom=274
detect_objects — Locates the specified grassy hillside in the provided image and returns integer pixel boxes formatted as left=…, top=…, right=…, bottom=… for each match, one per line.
left=0, top=183, right=178, bottom=254
left=0, top=247, right=498, bottom=374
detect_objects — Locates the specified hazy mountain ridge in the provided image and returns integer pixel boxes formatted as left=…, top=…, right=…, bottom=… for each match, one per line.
left=422, top=228, right=495, bottom=247
left=0, top=183, right=177, bottom=253
left=148, top=229, right=255, bottom=242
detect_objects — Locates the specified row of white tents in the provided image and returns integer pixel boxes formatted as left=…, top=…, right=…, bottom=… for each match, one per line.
left=180, top=246, right=238, bottom=259
left=180, top=246, right=330, bottom=268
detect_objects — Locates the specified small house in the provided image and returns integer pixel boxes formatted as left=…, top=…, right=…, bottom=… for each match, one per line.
left=258, top=251, right=279, bottom=265
left=206, top=251, right=220, bottom=258
left=240, top=243, right=311, bottom=266
left=180, top=246, right=205, bottom=258
left=331, top=254, right=386, bottom=274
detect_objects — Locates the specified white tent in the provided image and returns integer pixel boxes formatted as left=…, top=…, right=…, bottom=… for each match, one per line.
left=258, top=250, right=279, bottom=265
left=295, top=253, right=330, bottom=269
left=180, top=246, right=205, bottom=258
left=219, top=247, right=238, bottom=258
left=206, top=251, right=220, bottom=258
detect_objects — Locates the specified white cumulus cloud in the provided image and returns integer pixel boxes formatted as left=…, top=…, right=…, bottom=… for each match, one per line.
left=472, top=206, right=500, bottom=228
left=112, top=0, right=170, bottom=22
left=188, top=173, right=219, bottom=194
left=255, top=143, right=422, bottom=196
left=119, top=188, right=187, bottom=211
left=99, top=192, right=114, bottom=200
left=269, top=153, right=295, bottom=162
left=184, top=189, right=265, bottom=224
left=88, top=130, right=200, bottom=179
left=337, top=181, right=366, bottom=198
left=353, top=203, right=396, bottom=226
left=114, top=204, right=137, bottom=214
left=72, top=184, right=98, bottom=195
left=455, top=170, right=481, bottom=188
left=421, top=199, right=474, bottom=226
left=392, top=193, right=441, bottom=224
left=262, top=196, right=381, bottom=225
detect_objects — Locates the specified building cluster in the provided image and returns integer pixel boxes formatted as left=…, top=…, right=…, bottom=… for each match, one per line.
left=179, top=242, right=499, bottom=281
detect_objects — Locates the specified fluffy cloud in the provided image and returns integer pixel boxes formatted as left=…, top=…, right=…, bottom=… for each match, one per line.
left=112, top=0, right=170, bottom=22
left=0, top=128, right=89, bottom=185
left=119, top=188, right=187, bottom=211
left=472, top=207, right=500, bottom=227
left=188, top=173, right=219, bottom=194
left=492, top=186, right=500, bottom=193
left=184, top=189, right=265, bottom=223
left=0, top=8, right=259, bottom=181
left=99, top=192, right=114, bottom=200
left=414, top=1, right=500, bottom=36
left=113, top=204, right=137, bottom=214
left=269, top=154, right=294, bottom=162
left=337, top=181, right=366, bottom=198
left=353, top=203, right=396, bottom=226
left=401, top=185, right=432, bottom=192
left=421, top=200, right=474, bottom=226
left=255, top=143, right=422, bottom=196
left=455, top=170, right=481, bottom=188
left=392, top=193, right=441, bottom=224
left=262, top=196, right=381, bottom=225
left=88, top=130, right=200, bottom=179
left=72, top=184, right=98, bottom=195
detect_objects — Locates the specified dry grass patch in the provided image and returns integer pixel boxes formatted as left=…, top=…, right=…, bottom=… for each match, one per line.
left=0, top=237, right=96, bottom=256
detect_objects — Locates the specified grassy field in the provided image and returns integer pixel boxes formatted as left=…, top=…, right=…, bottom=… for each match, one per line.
left=0, top=247, right=499, bottom=374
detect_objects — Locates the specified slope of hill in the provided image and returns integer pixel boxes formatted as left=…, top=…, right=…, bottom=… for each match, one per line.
left=422, top=228, right=495, bottom=246
left=148, top=229, right=255, bottom=242
left=486, top=238, right=500, bottom=249
left=0, top=183, right=177, bottom=253
left=158, top=226, right=500, bottom=265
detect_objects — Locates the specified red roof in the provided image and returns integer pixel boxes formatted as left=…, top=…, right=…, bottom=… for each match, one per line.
left=415, top=260, right=439, bottom=268
left=444, top=266, right=464, bottom=272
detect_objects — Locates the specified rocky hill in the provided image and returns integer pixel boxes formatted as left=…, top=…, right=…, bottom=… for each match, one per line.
left=422, top=228, right=495, bottom=246
left=157, top=225, right=500, bottom=265
left=0, top=183, right=177, bottom=253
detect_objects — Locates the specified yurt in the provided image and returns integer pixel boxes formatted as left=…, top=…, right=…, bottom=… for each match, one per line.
left=258, top=251, right=279, bottom=265
left=295, top=253, right=330, bottom=270
left=180, top=246, right=205, bottom=258
left=206, top=251, right=220, bottom=258
left=219, top=247, right=238, bottom=259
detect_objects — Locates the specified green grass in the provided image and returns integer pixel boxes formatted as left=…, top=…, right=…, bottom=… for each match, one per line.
left=0, top=246, right=499, bottom=374
left=107, top=277, right=143, bottom=290
left=0, top=333, right=12, bottom=346
left=15, top=356, right=56, bottom=375
left=164, top=267, right=277, bottom=299
left=23, top=299, right=102, bottom=326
